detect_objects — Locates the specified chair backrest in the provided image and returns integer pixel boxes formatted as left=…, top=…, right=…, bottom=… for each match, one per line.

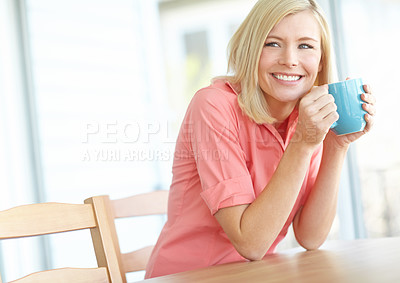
left=85, top=190, right=168, bottom=283
left=0, top=202, right=111, bottom=283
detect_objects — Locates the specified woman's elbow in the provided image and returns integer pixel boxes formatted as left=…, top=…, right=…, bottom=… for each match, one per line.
left=295, top=234, right=324, bottom=251
left=240, top=250, right=265, bottom=261
left=294, top=226, right=327, bottom=251
left=234, top=241, right=270, bottom=261
left=299, top=241, right=323, bottom=251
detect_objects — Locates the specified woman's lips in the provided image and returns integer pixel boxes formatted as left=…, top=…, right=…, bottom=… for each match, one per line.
left=272, top=73, right=303, bottom=81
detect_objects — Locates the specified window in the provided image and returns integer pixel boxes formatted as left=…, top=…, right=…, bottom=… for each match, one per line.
left=339, top=0, right=400, bottom=238
left=1, top=0, right=170, bottom=281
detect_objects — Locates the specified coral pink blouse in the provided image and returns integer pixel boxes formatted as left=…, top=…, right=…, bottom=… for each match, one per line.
left=145, top=80, right=323, bottom=278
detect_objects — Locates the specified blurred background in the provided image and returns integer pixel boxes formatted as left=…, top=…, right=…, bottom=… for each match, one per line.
left=0, top=0, right=399, bottom=281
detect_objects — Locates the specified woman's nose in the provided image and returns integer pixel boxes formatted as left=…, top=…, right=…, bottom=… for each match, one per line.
left=278, top=47, right=298, bottom=67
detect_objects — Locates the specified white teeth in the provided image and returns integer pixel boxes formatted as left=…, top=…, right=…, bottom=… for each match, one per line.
left=273, top=74, right=301, bottom=81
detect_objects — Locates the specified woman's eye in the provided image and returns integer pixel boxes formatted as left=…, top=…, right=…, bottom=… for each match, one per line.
left=265, top=42, right=279, bottom=47
left=299, top=44, right=314, bottom=49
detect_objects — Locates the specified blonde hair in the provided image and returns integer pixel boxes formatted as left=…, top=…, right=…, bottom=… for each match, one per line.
left=222, top=0, right=336, bottom=124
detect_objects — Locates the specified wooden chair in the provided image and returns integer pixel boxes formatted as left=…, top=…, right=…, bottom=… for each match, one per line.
left=85, top=190, right=168, bottom=283
left=0, top=201, right=113, bottom=283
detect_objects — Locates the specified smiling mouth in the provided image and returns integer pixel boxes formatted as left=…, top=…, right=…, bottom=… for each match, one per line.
left=272, top=73, right=303, bottom=82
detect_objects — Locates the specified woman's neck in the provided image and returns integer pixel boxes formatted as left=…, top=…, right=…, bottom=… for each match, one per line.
left=268, top=99, right=297, bottom=123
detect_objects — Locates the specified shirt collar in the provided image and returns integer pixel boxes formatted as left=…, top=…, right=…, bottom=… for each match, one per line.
left=225, top=79, right=299, bottom=148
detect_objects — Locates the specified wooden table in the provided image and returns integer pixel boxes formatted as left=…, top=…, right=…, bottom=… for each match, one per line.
left=139, top=237, right=400, bottom=282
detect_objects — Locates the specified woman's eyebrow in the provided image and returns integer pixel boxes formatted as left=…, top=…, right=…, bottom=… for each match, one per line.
left=265, top=35, right=283, bottom=41
left=266, top=35, right=319, bottom=42
left=298, top=36, right=319, bottom=42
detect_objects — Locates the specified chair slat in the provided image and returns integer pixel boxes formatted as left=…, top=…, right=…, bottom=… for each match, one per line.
left=121, top=246, right=154, bottom=273
left=0, top=203, right=96, bottom=239
left=87, top=190, right=169, bottom=282
left=9, top=267, right=109, bottom=283
left=111, top=190, right=168, bottom=218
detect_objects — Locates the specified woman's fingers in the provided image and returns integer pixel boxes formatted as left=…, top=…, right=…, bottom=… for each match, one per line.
left=361, top=84, right=376, bottom=133
left=302, top=87, right=337, bottom=123
left=362, top=102, right=376, bottom=116
left=363, top=113, right=375, bottom=133
left=363, top=84, right=372, bottom=95
left=300, top=85, right=328, bottom=107
left=298, top=85, right=338, bottom=144
left=362, top=92, right=376, bottom=105
left=361, top=84, right=376, bottom=116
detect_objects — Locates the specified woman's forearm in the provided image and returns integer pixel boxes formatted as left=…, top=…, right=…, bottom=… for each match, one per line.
left=293, top=140, right=349, bottom=250
left=216, top=140, right=316, bottom=260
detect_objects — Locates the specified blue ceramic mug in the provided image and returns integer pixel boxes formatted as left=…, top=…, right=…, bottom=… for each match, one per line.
left=329, top=78, right=367, bottom=135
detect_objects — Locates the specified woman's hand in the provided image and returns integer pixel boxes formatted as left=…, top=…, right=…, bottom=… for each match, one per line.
left=324, top=83, right=376, bottom=149
left=296, top=85, right=338, bottom=149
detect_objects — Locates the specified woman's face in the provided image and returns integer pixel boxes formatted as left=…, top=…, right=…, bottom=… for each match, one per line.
left=258, top=10, right=322, bottom=107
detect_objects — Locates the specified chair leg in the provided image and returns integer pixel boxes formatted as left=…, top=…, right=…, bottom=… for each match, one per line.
left=85, top=196, right=126, bottom=283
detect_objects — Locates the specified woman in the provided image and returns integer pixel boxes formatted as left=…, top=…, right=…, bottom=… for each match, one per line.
left=145, top=0, right=376, bottom=278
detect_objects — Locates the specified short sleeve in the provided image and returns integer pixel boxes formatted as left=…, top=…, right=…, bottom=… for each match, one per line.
left=187, top=86, right=255, bottom=214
